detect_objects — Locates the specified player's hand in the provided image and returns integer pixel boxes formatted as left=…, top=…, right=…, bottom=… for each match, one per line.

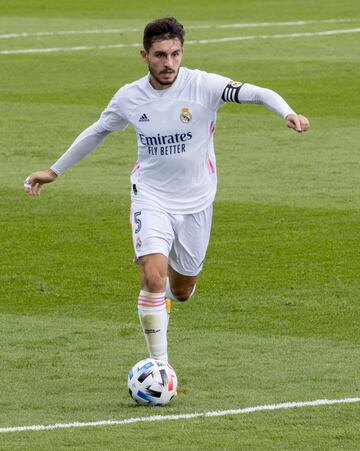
left=24, top=169, right=58, bottom=195
left=285, top=114, right=310, bottom=133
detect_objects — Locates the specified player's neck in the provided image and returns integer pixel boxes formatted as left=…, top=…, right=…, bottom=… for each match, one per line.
left=148, top=73, right=179, bottom=91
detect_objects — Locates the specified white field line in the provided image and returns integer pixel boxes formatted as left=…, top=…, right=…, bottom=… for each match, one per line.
left=0, top=19, right=359, bottom=39
left=0, top=42, right=141, bottom=55
left=0, top=18, right=358, bottom=39
left=1, top=27, right=360, bottom=55
left=187, top=27, right=360, bottom=44
left=1, top=397, right=359, bottom=433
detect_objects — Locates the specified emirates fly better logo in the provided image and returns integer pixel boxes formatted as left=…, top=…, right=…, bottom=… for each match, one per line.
left=180, top=107, right=192, bottom=123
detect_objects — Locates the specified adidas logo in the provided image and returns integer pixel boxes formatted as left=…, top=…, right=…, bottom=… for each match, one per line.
left=139, top=113, right=150, bottom=122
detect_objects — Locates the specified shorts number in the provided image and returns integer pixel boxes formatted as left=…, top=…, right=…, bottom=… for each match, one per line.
left=134, top=211, right=142, bottom=234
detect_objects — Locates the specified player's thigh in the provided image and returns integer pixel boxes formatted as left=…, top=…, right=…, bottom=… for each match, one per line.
left=130, top=205, right=174, bottom=291
left=168, top=204, right=213, bottom=277
left=130, top=206, right=174, bottom=259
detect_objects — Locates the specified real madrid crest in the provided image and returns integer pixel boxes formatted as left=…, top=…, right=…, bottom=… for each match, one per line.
left=136, top=236, right=142, bottom=249
left=230, top=80, right=243, bottom=88
left=180, top=107, right=192, bottom=123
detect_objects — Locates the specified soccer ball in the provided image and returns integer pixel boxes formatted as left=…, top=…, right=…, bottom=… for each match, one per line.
left=128, top=358, right=177, bottom=406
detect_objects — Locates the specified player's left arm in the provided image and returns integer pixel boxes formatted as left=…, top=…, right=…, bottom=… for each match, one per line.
left=222, top=82, right=310, bottom=132
left=284, top=113, right=310, bottom=133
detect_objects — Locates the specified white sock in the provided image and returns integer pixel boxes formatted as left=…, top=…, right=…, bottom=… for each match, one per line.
left=165, top=277, right=196, bottom=301
left=138, top=290, right=168, bottom=363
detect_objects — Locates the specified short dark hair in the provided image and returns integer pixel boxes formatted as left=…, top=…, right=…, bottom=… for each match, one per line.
left=143, top=17, right=185, bottom=52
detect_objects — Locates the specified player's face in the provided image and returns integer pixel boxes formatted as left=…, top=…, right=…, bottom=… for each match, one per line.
left=141, top=38, right=184, bottom=90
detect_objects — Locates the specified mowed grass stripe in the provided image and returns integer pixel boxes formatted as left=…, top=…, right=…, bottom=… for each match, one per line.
left=1, top=27, right=360, bottom=55
left=1, top=18, right=358, bottom=39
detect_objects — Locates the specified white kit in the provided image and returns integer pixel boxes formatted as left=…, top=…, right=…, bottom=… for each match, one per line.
left=51, top=67, right=295, bottom=215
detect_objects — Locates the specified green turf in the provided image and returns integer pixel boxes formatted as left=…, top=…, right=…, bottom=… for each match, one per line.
left=1, top=0, right=360, bottom=449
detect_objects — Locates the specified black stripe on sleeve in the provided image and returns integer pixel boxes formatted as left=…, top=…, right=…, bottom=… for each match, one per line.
left=221, top=82, right=244, bottom=103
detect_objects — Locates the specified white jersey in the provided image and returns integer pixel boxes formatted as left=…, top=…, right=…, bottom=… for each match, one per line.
left=99, top=67, right=230, bottom=214
left=51, top=68, right=296, bottom=212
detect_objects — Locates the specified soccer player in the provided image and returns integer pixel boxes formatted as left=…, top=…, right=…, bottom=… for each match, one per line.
left=25, top=17, right=310, bottom=364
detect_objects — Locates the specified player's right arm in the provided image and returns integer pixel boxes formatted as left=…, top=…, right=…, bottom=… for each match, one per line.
left=24, top=169, right=58, bottom=196
left=25, top=92, right=129, bottom=196
left=24, top=121, right=111, bottom=195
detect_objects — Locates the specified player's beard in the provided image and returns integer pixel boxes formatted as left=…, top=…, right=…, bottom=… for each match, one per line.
left=149, top=65, right=179, bottom=87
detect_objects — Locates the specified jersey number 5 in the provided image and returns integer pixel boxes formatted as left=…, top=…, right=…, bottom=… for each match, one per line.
left=134, top=211, right=142, bottom=234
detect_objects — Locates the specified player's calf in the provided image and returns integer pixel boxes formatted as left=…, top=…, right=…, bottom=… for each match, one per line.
left=138, top=290, right=168, bottom=362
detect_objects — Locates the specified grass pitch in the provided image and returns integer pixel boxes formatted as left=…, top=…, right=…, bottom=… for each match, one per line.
left=1, top=0, right=360, bottom=449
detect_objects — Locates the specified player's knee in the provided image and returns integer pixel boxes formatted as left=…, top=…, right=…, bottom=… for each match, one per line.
left=140, top=255, right=167, bottom=292
left=142, top=270, right=165, bottom=292
left=171, top=285, right=195, bottom=302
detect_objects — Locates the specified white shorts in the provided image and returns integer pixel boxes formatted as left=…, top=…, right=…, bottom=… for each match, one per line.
left=130, top=203, right=213, bottom=276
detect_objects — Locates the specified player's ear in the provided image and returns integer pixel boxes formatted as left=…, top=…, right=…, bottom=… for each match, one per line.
left=140, top=49, right=148, bottom=63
